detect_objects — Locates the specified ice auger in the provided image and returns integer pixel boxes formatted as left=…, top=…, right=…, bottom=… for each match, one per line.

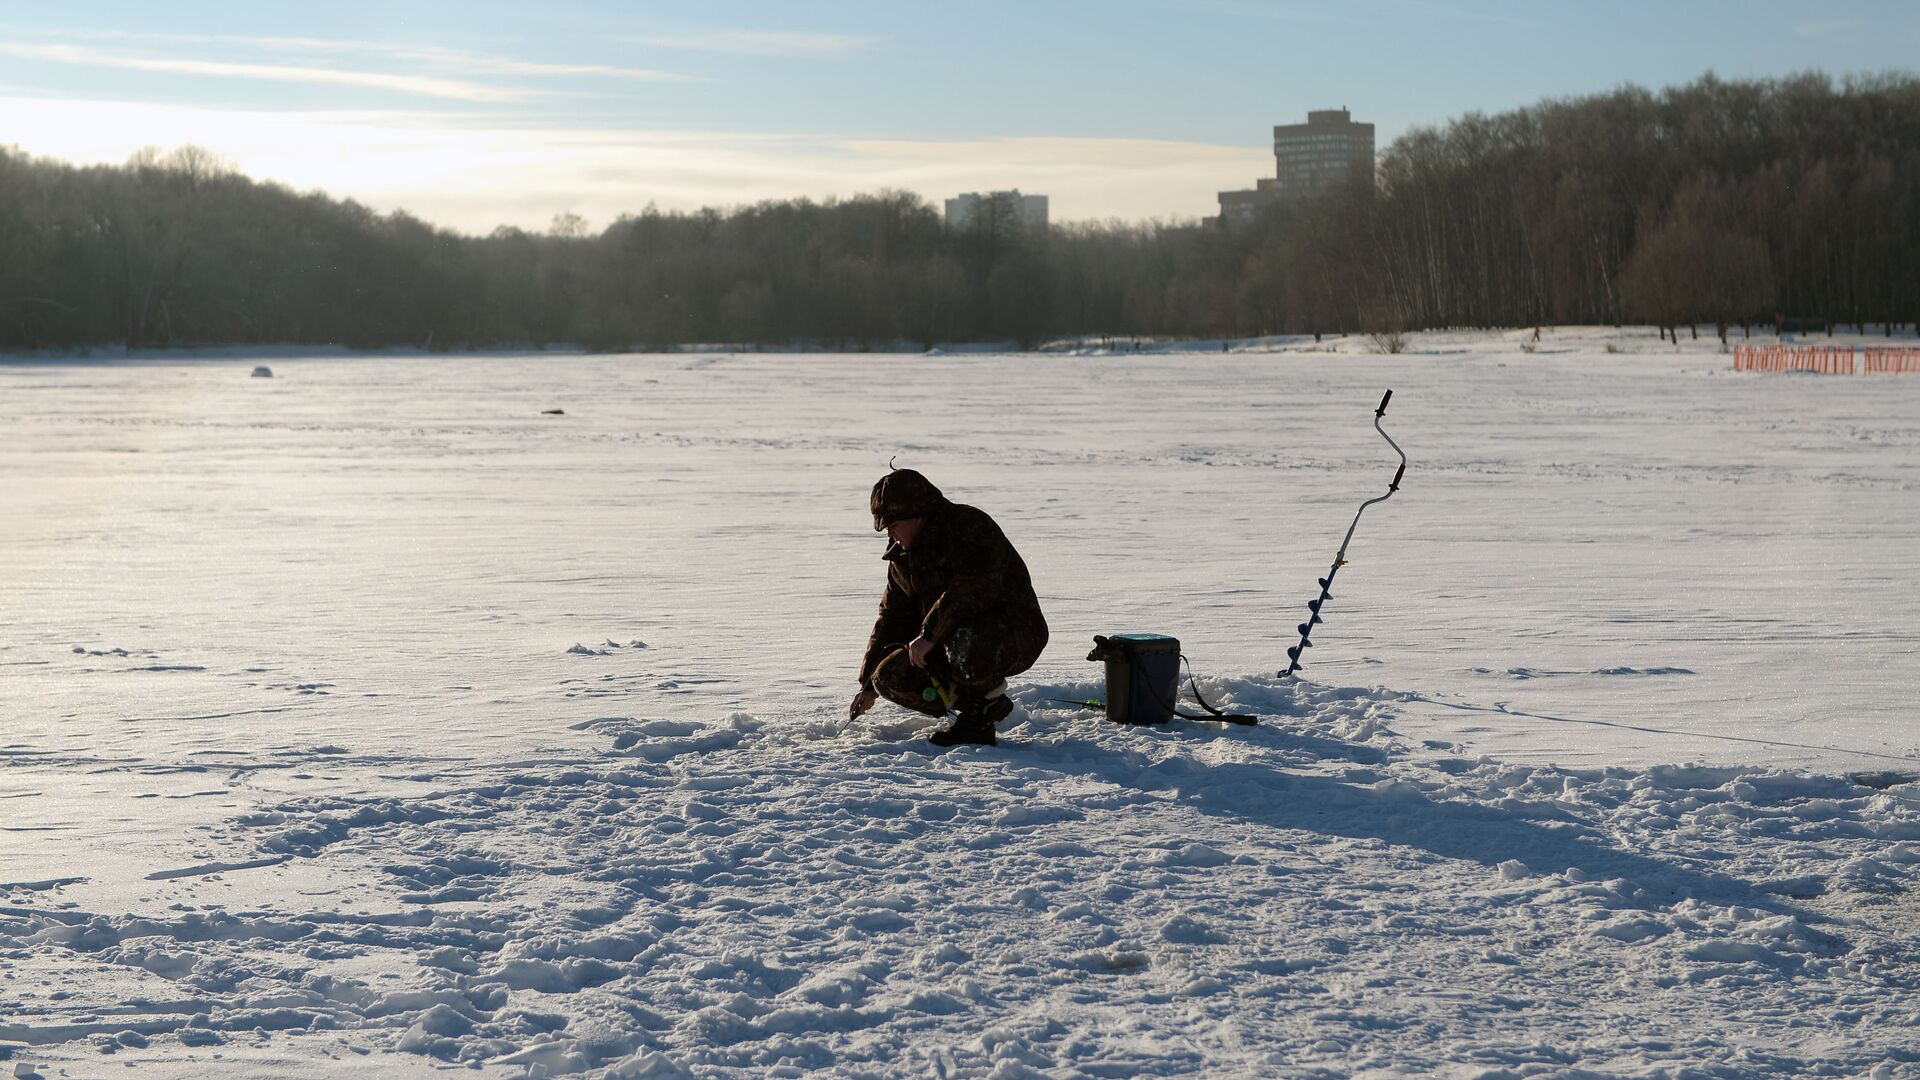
left=1282, top=389, right=1406, bottom=678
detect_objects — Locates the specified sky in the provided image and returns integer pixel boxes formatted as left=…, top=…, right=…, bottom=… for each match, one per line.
left=2, top=0, right=1916, bottom=234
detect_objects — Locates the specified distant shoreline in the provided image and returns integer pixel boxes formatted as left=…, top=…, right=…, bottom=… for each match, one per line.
left=7, top=325, right=1915, bottom=365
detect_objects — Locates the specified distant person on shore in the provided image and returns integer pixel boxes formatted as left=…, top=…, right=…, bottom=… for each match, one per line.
left=849, top=469, right=1048, bottom=747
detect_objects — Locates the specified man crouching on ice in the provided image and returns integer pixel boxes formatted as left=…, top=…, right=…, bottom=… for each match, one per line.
left=848, top=469, right=1048, bottom=747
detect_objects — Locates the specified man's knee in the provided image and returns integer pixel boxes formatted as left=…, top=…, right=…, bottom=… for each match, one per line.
left=871, top=648, right=946, bottom=717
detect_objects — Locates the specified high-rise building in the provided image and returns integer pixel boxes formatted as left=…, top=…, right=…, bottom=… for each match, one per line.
left=1207, top=108, right=1375, bottom=226
left=1271, top=109, right=1375, bottom=200
left=945, top=190, right=1049, bottom=231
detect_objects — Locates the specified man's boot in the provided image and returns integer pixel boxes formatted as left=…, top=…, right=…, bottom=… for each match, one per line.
left=930, top=692, right=1013, bottom=747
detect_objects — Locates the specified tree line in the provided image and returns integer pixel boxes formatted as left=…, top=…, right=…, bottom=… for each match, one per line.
left=2, top=71, right=1917, bottom=352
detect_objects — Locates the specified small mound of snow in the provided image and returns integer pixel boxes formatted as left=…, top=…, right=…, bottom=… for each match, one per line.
left=396, top=1004, right=472, bottom=1057
left=631, top=719, right=701, bottom=738
left=1154, top=842, right=1232, bottom=868
left=1067, top=947, right=1150, bottom=973
left=904, top=989, right=970, bottom=1015
left=1160, top=914, right=1227, bottom=944
left=1644, top=764, right=1752, bottom=791
left=1684, top=939, right=1781, bottom=965
left=605, top=1052, right=696, bottom=1080
left=1593, top=917, right=1669, bottom=943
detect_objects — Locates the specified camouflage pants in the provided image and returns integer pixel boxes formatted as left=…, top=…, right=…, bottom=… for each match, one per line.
left=870, top=609, right=1048, bottom=717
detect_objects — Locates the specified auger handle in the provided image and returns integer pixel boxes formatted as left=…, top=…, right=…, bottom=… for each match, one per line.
left=1376, top=389, right=1392, bottom=417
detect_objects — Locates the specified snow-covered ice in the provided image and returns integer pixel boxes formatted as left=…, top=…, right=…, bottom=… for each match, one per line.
left=3, top=328, right=1918, bottom=1076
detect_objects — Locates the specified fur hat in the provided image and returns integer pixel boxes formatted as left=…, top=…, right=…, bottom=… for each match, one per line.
left=870, top=469, right=946, bottom=530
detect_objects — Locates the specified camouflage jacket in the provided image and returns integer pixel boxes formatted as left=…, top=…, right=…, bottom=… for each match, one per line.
left=858, top=502, right=1046, bottom=690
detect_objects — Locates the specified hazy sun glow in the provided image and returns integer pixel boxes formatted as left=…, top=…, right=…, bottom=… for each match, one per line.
left=5, top=96, right=1270, bottom=234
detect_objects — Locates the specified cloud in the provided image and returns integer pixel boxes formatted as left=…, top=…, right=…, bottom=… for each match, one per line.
left=0, top=42, right=536, bottom=102
left=625, top=30, right=878, bottom=56
left=1, top=97, right=1271, bottom=233
left=27, top=29, right=692, bottom=83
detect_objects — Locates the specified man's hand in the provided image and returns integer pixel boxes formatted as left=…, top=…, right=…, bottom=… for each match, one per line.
left=906, top=635, right=936, bottom=669
left=849, top=687, right=878, bottom=720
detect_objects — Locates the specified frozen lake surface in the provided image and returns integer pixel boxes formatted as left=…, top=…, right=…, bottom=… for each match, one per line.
left=3, top=330, right=1919, bottom=1076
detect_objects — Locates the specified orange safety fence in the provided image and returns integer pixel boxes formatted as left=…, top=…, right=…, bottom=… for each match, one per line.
left=1733, top=344, right=1861, bottom=374
left=1733, top=343, right=1920, bottom=374
left=1862, top=345, right=1920, bottom=374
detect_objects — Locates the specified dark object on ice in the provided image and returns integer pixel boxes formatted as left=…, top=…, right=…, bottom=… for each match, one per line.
left=1087, top=634, right=1256, bottom=725
left=251, top=366, right=273, bottom=378
left=541, top=408, right=565, bottom=415
left=1089, top=633, right=1179, bottom=724
left=1283, top=390, right=1406, bottom=679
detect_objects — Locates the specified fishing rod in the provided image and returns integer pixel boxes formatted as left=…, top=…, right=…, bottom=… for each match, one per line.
left=1282, top=389, right=1406, bottom=679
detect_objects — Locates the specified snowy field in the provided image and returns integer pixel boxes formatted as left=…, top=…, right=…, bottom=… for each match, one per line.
left=3, top=328, right=1919, bottom=1077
